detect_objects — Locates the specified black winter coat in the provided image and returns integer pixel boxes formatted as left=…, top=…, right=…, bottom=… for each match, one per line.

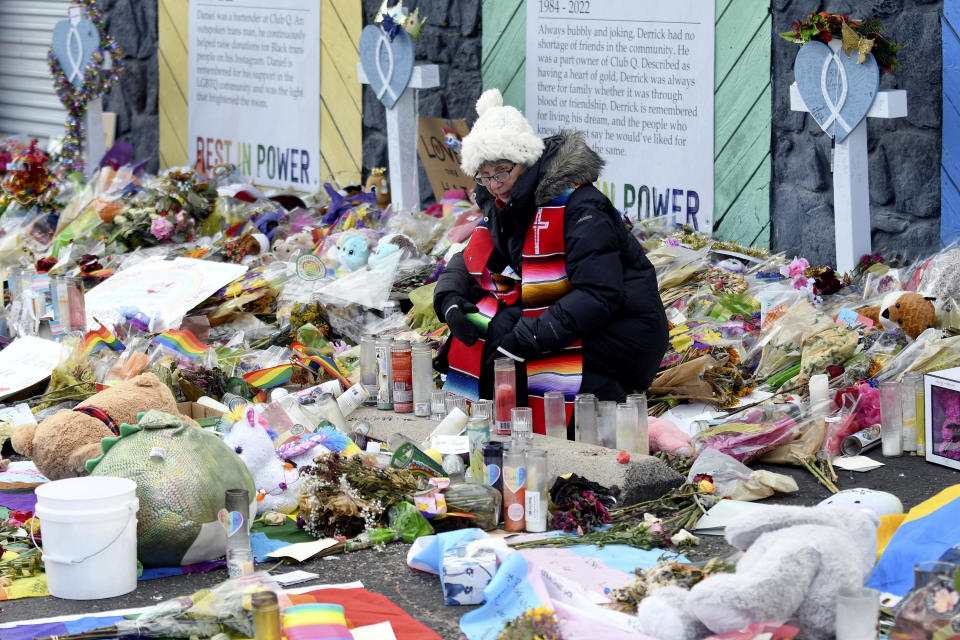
left=434, top=131, right=668, bottom=392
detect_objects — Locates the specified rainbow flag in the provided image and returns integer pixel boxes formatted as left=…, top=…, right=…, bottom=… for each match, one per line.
left=291, top=343, right=352, bottom=388
left=151, top=329, right=209, bottom=360
left=243, top=364, right=294, bottom=389
left=80, top=323, right=124, bottom=358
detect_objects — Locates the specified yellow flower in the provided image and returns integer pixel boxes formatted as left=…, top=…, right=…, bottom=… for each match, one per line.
left=698, top=480, right=717, bottom=494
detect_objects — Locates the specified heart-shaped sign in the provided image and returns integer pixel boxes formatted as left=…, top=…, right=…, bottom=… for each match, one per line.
left=218, top=508, right=244, bottom=537
left=503, top=466, right=527, bottom=494
left=359, top=25, right=415, bottom=110
left=484, top=463, right=501, bottom=487
left=51, top=17, right=101, bottom=89
left=794, top=39, right=879, bottom=143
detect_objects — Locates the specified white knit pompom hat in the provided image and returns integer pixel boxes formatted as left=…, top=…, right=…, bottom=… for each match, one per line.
left=459, top=89, right=545, bottom=177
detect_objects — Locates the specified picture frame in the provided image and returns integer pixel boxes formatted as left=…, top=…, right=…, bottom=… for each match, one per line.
left=924, top=367, right=960, bottom=470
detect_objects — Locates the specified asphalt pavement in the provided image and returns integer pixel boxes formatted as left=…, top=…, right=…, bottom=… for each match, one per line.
left=1, top=447, right=958, bottom=639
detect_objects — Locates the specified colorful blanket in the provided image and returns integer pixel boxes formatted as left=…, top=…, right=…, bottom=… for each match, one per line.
left=868, top=484, right=960, bottom=597
left=0, top=585, right=440, bottom=640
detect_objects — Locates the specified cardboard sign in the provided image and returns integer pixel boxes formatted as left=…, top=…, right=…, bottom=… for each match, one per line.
left=417, top=117, right=474, bottom=201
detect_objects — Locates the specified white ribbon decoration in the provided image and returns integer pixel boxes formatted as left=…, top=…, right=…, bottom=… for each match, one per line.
left=64, top=21, right=88, bottom=86
left=819, top=48, right=852, bottom=134
left=373, top=32, right=398, bottom=103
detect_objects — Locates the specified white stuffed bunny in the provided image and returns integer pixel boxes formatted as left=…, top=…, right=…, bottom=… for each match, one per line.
left=636, top=505, right=879, bottom=640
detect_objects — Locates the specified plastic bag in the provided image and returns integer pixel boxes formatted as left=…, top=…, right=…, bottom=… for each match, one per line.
left=388, top=501, right=434, bottom=542
left=687, top=448, right=798, bottom=500
left=749, top=300, right=833, bottom=379
left=692, top=407, right=800, bottom=463
left=794, top=324, right=860, bottom=389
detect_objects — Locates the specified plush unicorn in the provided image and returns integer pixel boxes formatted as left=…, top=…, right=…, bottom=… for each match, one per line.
left=222, top=405, right=363, bottom=515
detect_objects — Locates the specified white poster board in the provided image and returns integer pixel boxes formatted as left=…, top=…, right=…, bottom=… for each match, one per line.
left=0, top=337, right=63, bottom=400
left=188, top=0, right=320, bottom=190
left=526, top=1, right=714, bottom=231
left=84, top=256, right=247, bottom=332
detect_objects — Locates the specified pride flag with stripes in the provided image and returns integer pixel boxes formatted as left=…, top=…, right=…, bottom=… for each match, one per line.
left=151, top=329, right=209, bottom=360
left=243, top=364, right=295, bottom=390
left=79, top=323, right=124, bottom=358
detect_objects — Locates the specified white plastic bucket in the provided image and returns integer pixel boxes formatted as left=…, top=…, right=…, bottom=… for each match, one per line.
left=34, top=476, right=139, bottom=600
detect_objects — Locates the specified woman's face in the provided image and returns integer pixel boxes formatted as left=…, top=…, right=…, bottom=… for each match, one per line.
left=476, top=161, right=522, bottom=202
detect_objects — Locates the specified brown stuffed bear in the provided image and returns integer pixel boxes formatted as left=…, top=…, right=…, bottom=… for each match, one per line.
left=11, top=373, right=198, bottom=480
left=859, top=292, right=936, bottom=340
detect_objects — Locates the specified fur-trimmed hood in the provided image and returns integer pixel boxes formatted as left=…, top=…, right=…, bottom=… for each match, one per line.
left=533, top=131, right=605, bottom=206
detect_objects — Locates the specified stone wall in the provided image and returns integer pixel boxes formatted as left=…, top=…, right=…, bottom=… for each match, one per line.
left=361, top=0, right=482, bottom=204
left=771, top=0, right=943, bottom=265
left=100, top=0, right=159, bottom=172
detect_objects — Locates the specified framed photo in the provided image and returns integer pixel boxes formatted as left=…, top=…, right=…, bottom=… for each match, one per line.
left=925, top=369, right=960, bottom=470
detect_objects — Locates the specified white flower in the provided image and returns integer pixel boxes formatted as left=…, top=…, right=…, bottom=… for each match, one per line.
left=670, top=529, right=700, bottom=546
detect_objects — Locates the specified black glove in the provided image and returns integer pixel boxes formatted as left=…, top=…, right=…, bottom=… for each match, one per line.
left=495, top=332, right=528, bottom=363
left=441, top=295, right=480, bottom=346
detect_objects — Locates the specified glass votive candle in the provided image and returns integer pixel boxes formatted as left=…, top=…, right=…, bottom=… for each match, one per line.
left=879, top=380, right=903, bottom=457
left=446, top=394, right=469, bottom=417
left=471, top=398, right=494, bottom=427
left=430, top=389, right=448, bottom=421
left=616, top=402, right=639, bottom=453
left=596, top=401, right=617, bottom=448
left=575, top=393, right=598, bottom=445
left=511, top=406, right=533, bottom=450
left=227, top=547, right=254, bottom=578
left=834, top=585, right=879, bottom=640
left=914, top=561, right=957, bottom=590
left=543, top=391, right=567, bottom=439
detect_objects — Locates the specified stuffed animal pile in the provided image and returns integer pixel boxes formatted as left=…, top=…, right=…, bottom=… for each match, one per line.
left=11, top=373, right=200, bottom=480
left=636, top=505, right=879, bottom=640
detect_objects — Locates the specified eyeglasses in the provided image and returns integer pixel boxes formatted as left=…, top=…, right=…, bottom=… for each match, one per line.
left=474, top=163, right=516, bottom=186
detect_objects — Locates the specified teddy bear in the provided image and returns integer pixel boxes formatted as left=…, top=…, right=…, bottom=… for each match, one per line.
left=273, top=230, right=315, bottom=261
left=11, top=373, right=198, bottom=481
left=635, top=505, right=879, bottom=640
left=859, top=292, right=936, bottom=339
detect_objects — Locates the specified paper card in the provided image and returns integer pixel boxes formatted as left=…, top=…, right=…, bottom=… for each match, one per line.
left=693, top=500, right=774, bottom=535
left=273, top=570, right=320, bottom=586
left=417, top=117, right=474, bottom=201
left=0, top=336, right=63, bottom=400
left=431, top=435, right=470, bottom=454
left=84, top=256, right=246, bottom=332
left=833, top=456, right=885, bottom=472
left=836, top=308, right=875, bottom=327
left=351, top=621, right=397, bottom=640
left=266, top=538, right=339, bottom=562
left=0, top=403, right=36, bottom=426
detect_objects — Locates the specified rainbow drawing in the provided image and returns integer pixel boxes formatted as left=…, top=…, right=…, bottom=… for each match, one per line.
left=243, top=364, right=294, bottom=389
left=80, top=323, right=125, bottom=358
left=151, top=329, right=209, bottom=360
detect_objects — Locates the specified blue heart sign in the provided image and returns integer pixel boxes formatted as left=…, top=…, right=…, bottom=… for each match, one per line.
left=51, top=16, right=101, bottom=89
left=794, top=39, right=879, bottom=143
left=359, top=25, right=415, bottom=110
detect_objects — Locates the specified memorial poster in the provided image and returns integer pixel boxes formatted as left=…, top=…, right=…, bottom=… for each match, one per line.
left=526, top=1, right=715, bottom=230
left=188, top=0, right=320, bottom=189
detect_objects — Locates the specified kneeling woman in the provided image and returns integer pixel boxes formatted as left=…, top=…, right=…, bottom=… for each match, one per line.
left=434, top=89, right=668, bottom=434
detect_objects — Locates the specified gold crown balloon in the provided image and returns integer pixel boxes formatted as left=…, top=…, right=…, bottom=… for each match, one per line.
left=374, top=0, right=427, bottom=40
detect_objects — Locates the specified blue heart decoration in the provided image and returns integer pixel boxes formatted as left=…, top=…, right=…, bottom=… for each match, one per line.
left=51, top=17, right=101, bottom=89
left=359, top=25, right=415, bottom=110
left=794, top=39, right=879, bottom=144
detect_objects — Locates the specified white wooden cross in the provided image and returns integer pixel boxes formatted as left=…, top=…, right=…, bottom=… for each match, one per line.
left=357, top=63, right=439, bottom=212
left=790, top=82, right=907, bottom=274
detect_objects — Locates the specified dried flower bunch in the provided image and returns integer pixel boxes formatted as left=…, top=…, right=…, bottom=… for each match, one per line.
left=299, top=452, right=420, bottom=538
